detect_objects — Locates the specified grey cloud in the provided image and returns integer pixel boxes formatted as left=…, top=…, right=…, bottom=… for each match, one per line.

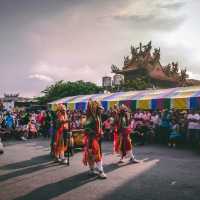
left=157, top=41, right=199, bottom=77
left=114, top=14, right=186, bottom=31
left=0, top=0, right=199, bottom=96
left=157, top=1, right=187, bottom=10
left=0, top=69, right=49, bottom=97
left=112, top=0, right=187, bottom=31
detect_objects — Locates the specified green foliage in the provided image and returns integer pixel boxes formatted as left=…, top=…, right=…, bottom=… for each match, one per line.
left=110, top=76, right=150, bottom=92
left=36, top=80, right=103, bottom=104
left=121, top=76, right=150, bottom=91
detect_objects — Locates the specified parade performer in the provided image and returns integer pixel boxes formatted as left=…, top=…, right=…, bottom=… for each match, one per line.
left=49, top=111, right=56, bottom=157
left=115, top=105, right=138, bottom=163
left=83, top=100, right=107, bottom=179
left=64, top=111, right=74, bottom=164
left=111, top=105, right=120, bottom=154
left=53, top=104, right=70, bottom=164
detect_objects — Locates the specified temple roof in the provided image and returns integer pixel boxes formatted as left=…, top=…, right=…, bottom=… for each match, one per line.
left=111, top=41, right=188, bottom=84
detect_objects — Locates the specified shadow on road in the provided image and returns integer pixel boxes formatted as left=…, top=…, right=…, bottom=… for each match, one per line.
left=0, top=155, right=57, bottom=182
left=3, top=138, right=49, bottom=147
left=0, top=154, right=51, bottom=170
left=6, top=154, right=200, bottom=200
left=14, top=171, right=98, bottom=200
left=13, top=161, right=142, bottom=200
left=98, top=163, right=200, bottom=200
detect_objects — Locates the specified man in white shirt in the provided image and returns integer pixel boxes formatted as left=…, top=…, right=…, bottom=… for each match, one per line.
left=151, top=112, right=160, bottom=128
left=134, top=111, right=140, bottom=120
left=187, top=110, right=200, bottom=147
left=150, top=111, right=160, bottom=143
left=134, top=110, right=143, bottom=122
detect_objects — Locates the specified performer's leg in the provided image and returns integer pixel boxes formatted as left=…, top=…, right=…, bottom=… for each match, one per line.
left=96, top=160, right=103, bottom=172
left=60, top=150, right=69, bottom=164
left=50, top=133, right=55, bottom=157
left=88, top=159, right=100, bottom=175
left=127, top=150, right=135, bottom=160
left=118, top=152, right=125, bottom=163
left=54, top=152, right=62, bottom=162
left=89, top=163, right=95, bottom=170
left=96, top=160, right=107, bottom=179
left=58, top=139, right=68, bottom=164
left=128, top=150, right=139, bottom=163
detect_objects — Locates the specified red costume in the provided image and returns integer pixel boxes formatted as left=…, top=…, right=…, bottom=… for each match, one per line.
left=113, top=105, right=137, bottom=162
left=83, top=100, right=107, bottom=178
left=53, top=104, right=69, bottom=163
left=83, top=101, right=102, bottom=165
left=112, top=106, right=120, bottom=154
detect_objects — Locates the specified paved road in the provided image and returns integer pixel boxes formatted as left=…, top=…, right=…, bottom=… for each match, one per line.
left=0, top=138, right=200, bottom=200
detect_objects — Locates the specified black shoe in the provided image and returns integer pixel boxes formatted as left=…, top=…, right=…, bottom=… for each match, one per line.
left=129, top=158, right=139, bottom=163
left=88, top=169, right=99, bottom=176
left=98, top=171, right=107, bottom=179
left=117, top=160, right=125, bottom=164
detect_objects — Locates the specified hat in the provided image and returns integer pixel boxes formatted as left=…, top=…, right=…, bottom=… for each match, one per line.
left=120, top=104, right=129, bottom=112
left=97, top=104, right=104, bottom=110
left=86, top=100, right=103, bottom=118
left=57, top=104, right=66, bottom=111
left=180, top=110, right=187, bottom=114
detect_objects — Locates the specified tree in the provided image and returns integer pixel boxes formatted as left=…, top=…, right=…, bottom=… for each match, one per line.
left=178, top=69, right=189, bottom=86
left=36, top=80, right=103, bottom=104
left=120, top=76, right=150, bottom=91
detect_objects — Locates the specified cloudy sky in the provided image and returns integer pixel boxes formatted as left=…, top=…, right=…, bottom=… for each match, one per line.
left=0, top=0, right=200, bottom=97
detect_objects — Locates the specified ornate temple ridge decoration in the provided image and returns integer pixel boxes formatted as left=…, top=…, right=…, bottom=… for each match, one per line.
left=4, top=93, right=20, bottom=98
left=124, top=41, right=160, bottom=69
left=111, top=41, right=189, bottom=86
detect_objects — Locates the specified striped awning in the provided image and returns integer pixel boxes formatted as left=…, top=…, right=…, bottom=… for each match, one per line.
left=49, top=86, right=200, bottom=111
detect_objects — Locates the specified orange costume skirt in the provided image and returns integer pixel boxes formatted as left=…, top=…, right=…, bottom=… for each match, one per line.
left=114, top=127, right=132, bottom=158
left=83, top=133, right=102, bottom=166
left=54, top=127, right=67, bottom=157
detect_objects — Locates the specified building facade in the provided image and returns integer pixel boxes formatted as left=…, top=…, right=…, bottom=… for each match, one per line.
left=111, top=41, right=198, bottom=88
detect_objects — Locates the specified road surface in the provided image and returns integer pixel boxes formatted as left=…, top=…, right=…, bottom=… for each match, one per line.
left=0, top=138, right=200, bottom=200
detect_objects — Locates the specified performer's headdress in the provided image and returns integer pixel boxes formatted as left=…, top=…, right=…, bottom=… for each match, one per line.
left=119, top=104, right=130, bottom=113
left=57, top=104, right=66, bottom=112
left=86, top=99, right=104, bottom=119
left=113, top=104, right=119, bottom=112
left=119, top=104, right=130, bottom=126
left=111, top=104, right=120, bottom=117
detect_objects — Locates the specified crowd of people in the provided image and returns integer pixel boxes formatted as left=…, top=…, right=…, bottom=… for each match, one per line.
left=102, top=108, right=200, bottom=149
left=1, top=108, right=200, bottom=149
left=0, top=109, right=85, bottom=141
left=0, top=110, right=45, bottom=141
left=1, top=107, right=200, bottom=147
left=1, top=101, right=200, bottom=179
left=0, top=109, right=85, bottom=154
left=49, top=102, right=200, bottom=179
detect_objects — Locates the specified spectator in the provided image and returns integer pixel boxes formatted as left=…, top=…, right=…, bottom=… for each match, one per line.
left=27, top=120, right=38, bottom=138
left=187, top=110, right=200, bottom=148
left=5, top=112, right=14, bottom=129
left=168, top=119, right=182, bottom=148
left=159, top=110, right=171, bottom=144
left=151, top=111, right=160, bottom=143
left=103, top=118, right=113, bottom=141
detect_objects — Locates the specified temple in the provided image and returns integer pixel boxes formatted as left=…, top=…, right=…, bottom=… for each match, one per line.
left=111, top=41, right=198, bottom=88
left=0, top=93, right=38, bottom=111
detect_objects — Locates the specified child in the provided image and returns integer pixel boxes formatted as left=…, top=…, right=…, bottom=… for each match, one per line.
left=168, top=120, right=181, bottom=148
left=27, top=120, right=38, bottom=138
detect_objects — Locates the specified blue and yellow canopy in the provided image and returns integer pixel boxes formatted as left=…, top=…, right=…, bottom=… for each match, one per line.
left=49, top=86, right=200, bottom=111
